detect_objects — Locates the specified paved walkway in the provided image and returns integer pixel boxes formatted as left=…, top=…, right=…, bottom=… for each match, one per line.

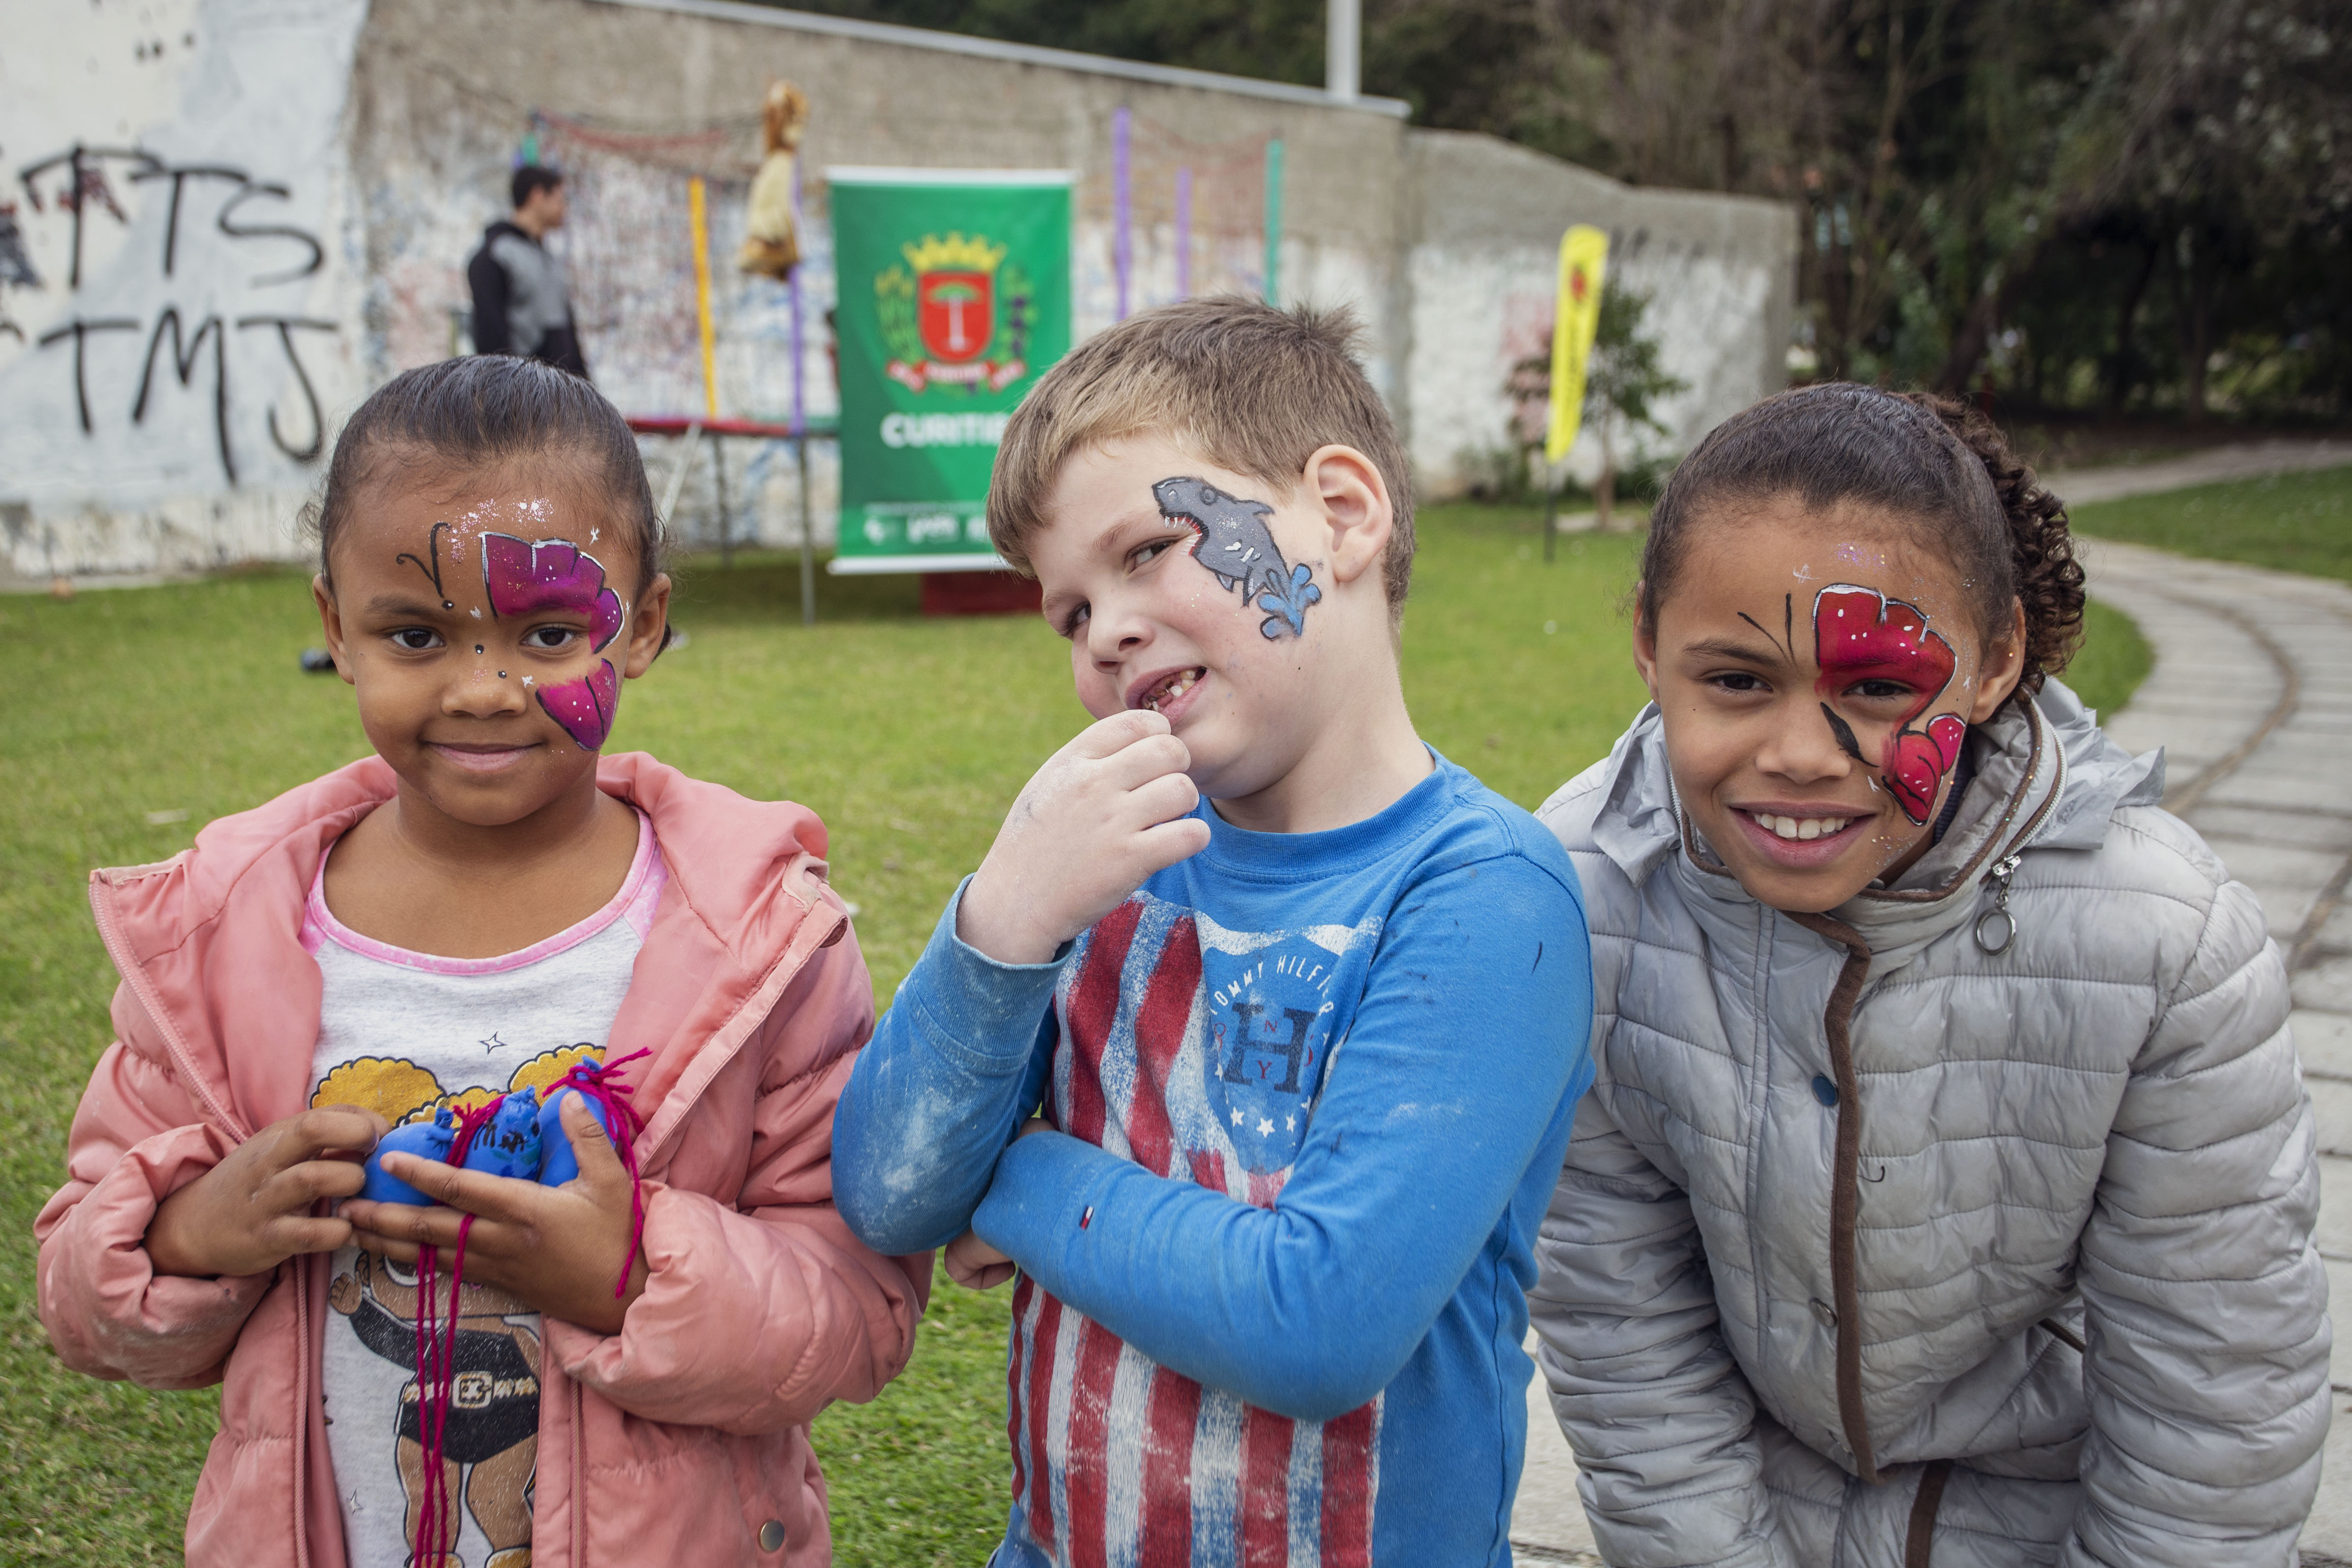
left=1508, top=448, right=2352, bottom=1565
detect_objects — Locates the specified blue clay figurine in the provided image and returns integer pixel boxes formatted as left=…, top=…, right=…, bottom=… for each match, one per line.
left=465, top=1087, right=544, bottom=1181
left=537, top=1085, right=625, bottom=1186
left=358, top=1110, right=457, bottom=1204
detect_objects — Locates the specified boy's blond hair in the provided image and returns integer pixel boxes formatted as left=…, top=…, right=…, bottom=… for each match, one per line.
left=988, top=297, right=1417, bottom=614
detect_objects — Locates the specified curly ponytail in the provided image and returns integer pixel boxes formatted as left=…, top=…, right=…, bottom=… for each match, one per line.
left=1642, top=383, right=2086, bottom=691
left=1898, top=392, right=2084, bottom=691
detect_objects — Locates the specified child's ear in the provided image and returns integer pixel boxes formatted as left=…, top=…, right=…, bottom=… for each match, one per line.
left=311, top=575, right=355, bottom=686
left=1303, top=445, right=1391, bottom=588
left=621, top=574, right=675, bottom=678
left=1968, top=597, right=2030, bottom=721
left=1631, top=583, right=1663, bottom=703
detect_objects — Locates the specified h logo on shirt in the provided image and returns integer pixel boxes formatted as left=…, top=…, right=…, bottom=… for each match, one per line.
left=1221, top=1002, right=1318, bottom=1094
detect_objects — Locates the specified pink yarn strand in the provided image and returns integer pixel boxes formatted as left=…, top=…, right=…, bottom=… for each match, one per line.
left=551, top=1048, right=651, bottom=1297
left=411, top=1098, right=502, bottom=1568
left=406, top=1053, right=652, bottom=1563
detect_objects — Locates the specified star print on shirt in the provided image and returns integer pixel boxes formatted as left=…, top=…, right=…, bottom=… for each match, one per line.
left=1286, top=1114, right=1296, bottom=1132
left=1232, top=1107, right=1244, bottom=1125
left=1257, top=1117, right=1275, bottom=1137
left=481, top=1032, right=508, bottom=1054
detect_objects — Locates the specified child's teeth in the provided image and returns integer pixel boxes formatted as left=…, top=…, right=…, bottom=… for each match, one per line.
left=1757, top=812, right=1849, bottom=841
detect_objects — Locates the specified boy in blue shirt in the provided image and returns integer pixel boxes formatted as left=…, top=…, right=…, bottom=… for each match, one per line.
left=835, top=298, right=1594, bottom=1567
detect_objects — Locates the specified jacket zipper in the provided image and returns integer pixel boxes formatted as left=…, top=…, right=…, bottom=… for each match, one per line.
left=1788, top=909, right=1878, bottom=1480
left=1785, top=703, right=2071, bottom=1485
left=572, top=1375, right=586, bottom=1568
left=293, top=1254, right=313, bottom=1568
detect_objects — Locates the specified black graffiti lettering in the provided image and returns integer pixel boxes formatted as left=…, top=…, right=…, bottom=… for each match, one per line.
left=17, top=145, right=339, bottom=482
left=128, top=164, right=247, bottom=278
left=217, top=182, right=322, bottom=287
left=134, top=308, right=232, bottom=484
left=34, top=316, right=140, bottom=431
left=234, top=315, right=335, bottom=460
left=18, top=144, right=156, bottom=289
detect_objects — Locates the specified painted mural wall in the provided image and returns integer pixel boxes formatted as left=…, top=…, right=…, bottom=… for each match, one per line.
left=2, top=0, right=1791, bottom=579
left=0, top=0, right=371, bottom=579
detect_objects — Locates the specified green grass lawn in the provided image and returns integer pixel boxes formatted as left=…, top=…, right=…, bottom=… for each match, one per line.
left=2071, top=463, right=2352, bottom=583
left=0, top=504, right=2147, bottom=1563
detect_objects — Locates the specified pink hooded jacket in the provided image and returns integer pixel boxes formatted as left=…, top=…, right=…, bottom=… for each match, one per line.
left=34, top=752, right=932, bottom=1568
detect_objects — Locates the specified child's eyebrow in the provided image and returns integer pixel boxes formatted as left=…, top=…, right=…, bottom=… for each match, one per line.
left=1683, top=634, right=1786, bottom=664
left=363, top=594, right=455, bottom=620
left=1102, top=510, right=1190, bottom=553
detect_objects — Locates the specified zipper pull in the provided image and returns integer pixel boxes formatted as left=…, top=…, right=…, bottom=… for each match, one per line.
left=1975, top=853, right=2022, bottom=954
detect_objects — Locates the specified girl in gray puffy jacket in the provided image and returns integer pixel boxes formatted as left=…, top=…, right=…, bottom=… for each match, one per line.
left=1532, top=384, right=2327, bottom=1568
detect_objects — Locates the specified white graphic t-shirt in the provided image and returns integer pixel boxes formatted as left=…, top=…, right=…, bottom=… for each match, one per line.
left=303, top=815, right=664, bottom=1568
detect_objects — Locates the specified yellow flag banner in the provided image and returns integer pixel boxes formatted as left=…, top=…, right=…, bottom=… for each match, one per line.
left=1545, top=224, right=1610, bottom=465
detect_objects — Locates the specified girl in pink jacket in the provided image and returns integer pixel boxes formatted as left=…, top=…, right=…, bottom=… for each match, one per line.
left=35, top=355, right=928, bottom=1568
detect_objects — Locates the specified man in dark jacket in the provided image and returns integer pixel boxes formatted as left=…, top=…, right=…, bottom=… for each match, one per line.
left=467, top=165, right=588, bottom=378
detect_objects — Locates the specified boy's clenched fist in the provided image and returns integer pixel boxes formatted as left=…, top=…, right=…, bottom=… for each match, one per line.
left=957, top=709, right=1210, bottom=965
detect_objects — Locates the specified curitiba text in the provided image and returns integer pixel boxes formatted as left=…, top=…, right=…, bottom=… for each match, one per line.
left=879, top=411, right=1010, bottom=449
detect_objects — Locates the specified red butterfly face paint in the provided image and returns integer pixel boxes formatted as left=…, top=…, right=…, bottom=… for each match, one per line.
left=1813, top=583, right=1967, bottom=824
left=482, top=534, right=627, bottom=751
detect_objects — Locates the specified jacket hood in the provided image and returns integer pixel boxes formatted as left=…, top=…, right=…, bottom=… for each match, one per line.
left=1571, top=679, right=2164, bottom=965
left=483, top=218, right=531, bottom=245
left=87, top=753, right=844, bottom=1153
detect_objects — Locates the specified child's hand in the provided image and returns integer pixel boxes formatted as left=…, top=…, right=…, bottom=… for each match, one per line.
left=145, top=1106, right=389, bottom=1279
left=943, top=1230, right=1015, bottom=1290
left=942, top=1119, right=1052, bottom=1289
left=341, top=1095, right=648, bottom=1335
left=960, top=709, right=1212, bottom=964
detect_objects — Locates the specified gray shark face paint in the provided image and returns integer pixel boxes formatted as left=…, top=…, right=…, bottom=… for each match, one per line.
left=1152, top=476, right=1323, bottom=639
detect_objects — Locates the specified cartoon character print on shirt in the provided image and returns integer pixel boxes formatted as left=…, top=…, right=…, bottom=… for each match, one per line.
left=1812, top=582, right=1968, bottom=825
left=1153, top=476, right=1323, bottom=639
left=313, top=1045, right=599, bottom=1568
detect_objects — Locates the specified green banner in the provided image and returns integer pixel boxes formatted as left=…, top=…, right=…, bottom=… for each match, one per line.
left=827, top=169, right=1073, bottom=572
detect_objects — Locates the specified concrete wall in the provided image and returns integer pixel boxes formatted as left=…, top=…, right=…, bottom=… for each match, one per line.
left=1401, top=129, right=1797, bottom=497
left=2, top=0, right=1796, bottom=578
left=0, top=0, right=373, bottom=579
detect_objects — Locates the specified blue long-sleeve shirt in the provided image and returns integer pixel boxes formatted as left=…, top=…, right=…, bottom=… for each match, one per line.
left=837, top=754, right=1594, bottom=1568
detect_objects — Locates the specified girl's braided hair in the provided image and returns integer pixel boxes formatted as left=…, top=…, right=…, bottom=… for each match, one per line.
left=1639, top=383, right=2086, bottom=690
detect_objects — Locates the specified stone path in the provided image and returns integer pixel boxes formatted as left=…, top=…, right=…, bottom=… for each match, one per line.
left=1507, top=453, right=2352, bottom=1565
left=2083, top=539, right=2352, bottom=1563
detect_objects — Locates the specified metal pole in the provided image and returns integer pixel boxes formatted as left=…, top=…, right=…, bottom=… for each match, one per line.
left=714, top=436, right=733, bottom=569
left=1175, top=165, right=1192, bottom=299
left=1263, top=138, right=1284, bottom=305
left=1326, top=0, right=1360, bottom=102
left=797, top=436, right=814, bottom=626
left=1113, top=107, right=1133, bottom=320
left=658, top=421, right=703, bottom=529
left=789, top=143, right=813, bottom=625
left=1543, top=471, right=1559, bottom=563
left=689, top=177, right=719, bottom=421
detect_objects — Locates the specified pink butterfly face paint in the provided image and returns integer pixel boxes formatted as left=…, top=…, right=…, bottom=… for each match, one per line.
left=481, top=533, right=627, bottom=751
left=1813, top=583, right=1967, bottom=825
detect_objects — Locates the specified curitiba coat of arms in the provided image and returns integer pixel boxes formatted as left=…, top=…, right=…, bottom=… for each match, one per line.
left=876, top=231, right=1034, bottom=395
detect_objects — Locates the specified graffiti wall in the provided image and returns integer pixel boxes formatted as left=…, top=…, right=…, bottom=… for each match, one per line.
left=0, top=0, right=369, bottom=578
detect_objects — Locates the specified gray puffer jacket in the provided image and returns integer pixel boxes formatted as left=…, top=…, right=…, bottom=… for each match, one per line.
left=1530, top=682, right=2328, bottom=1568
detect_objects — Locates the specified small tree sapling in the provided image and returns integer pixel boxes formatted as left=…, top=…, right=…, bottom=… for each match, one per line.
left=1582, top=279, right=1686, bottom=530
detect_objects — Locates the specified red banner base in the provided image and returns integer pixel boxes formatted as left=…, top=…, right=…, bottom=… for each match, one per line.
left=921, top=571, right=1044, bottom=617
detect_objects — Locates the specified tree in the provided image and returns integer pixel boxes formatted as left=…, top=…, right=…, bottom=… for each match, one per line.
left=1508, top=276, right=1686, bottom=531
left=785, top=0, right=2352, bottom=420
left=1580, top=277, right=1687, bottom=529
